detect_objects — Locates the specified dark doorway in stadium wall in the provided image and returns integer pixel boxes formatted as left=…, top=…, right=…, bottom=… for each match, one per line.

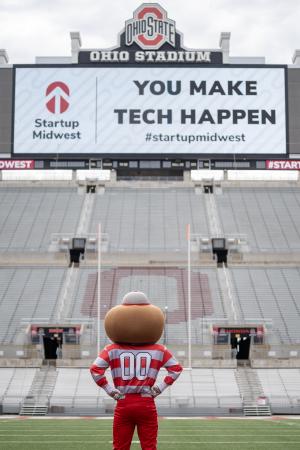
left=214, top=249, right=228, bottom=266
left=43, top=335, right=62, bottom=360
left=204, top=185, right=213, bottom=194
left=86, top=185, right=96, bottom=193
left=69, top=238, right=86, bottom=267
left=212, top=238, right=228, bottom=266
left=31, top=326, right=81, bottom=360
left=231, top=333, right=251, bottom=361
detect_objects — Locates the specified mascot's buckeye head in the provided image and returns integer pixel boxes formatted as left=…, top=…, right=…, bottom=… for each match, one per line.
left=104, top=291, right=165, bottom=345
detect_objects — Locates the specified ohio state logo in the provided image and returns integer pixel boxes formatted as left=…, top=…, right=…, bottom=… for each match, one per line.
left=125, top=3, right=176, bottom=49
left=46, top=81, right=70, bottom=114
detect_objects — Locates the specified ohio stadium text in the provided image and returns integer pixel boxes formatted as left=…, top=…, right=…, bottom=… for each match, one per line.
left=89, top=50, right=212, bottom=63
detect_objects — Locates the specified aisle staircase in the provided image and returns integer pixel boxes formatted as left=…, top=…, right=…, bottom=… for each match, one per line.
left=76, top=192, right=95, bottom=236
left=235, top=367, right=271, bottom=416
left=56, top=192, right=96, bottom=322
left=204, top=192, right=222, bottom=236
left=19, top=365, right=57, bottom=416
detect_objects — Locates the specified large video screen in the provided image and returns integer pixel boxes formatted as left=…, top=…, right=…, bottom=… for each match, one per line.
left=13, top=66, right=287, bottom=155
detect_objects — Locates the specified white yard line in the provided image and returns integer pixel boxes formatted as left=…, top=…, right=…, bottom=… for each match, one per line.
left=0, top=439, right=300, bottom=446
left=1, top=416, right=300, bottom=420
left=1, top=433, right=300, bottom=437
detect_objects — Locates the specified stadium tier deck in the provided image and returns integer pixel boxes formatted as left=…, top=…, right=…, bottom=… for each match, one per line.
left=0, top=266, right=226, bottom=345
left=216, top=187, right=300, bottom=251
left=0, top=368, right=243, bottom=415
left=231, top=267, right=300, bottom=343
left=89, top=187, right=209, bottom=251
left=257, top=368, right=300, bottom=412
left=1, top=266, right=300, bottom=345
left=0, top=368, right=36, bottom=413
left=1, top=367, right=300, bottom=415
left=1, top=185, right=300, bottom=252
left=0, top=267, right=66, bottom=343
left=0, top=187, right=83, bottom=251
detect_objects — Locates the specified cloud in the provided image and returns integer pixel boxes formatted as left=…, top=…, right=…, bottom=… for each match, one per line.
left=1, top=0, right=299, bottom=63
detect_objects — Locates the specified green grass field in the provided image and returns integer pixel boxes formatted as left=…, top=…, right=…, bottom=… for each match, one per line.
left=1, top=417, right=300, bottom=450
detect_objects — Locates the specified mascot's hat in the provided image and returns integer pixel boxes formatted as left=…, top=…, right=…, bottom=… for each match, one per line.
left=122, top=291, right=150, bottom=305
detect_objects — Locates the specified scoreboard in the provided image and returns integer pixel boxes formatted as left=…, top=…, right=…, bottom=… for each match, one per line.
left=13, top=66, right=287, bottom=157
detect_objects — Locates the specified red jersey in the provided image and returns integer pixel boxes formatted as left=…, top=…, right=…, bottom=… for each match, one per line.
left=90, top=343, right=182, bottom=395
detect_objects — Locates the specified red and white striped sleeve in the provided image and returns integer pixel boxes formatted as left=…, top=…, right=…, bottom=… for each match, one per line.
left=90, top=347, right=115, bottom=394
left=156, top=346, right=183, bottom=393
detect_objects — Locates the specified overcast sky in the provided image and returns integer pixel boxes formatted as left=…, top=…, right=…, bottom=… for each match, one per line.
left=1, top=0, right=299, bottom=64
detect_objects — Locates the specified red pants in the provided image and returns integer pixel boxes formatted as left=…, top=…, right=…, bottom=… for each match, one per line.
left=113, top=394, right=158, bottom=450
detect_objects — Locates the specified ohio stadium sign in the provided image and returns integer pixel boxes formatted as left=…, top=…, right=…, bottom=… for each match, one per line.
left=78, top=3, right=222, bottom=64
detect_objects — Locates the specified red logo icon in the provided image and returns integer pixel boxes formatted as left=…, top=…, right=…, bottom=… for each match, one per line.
left=125, top=3, right=176, bottom=49
left=46, top=81, right=70, bottom=114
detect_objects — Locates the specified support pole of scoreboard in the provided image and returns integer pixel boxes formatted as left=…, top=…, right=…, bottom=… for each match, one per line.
left=187, top=224, right=192, bottom=369
left=97, top=223, right=101, bottom=351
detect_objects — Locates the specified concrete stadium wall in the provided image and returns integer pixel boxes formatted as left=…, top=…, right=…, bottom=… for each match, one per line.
left=2, top=170, right=73, bottom=181
left=288, top=68, right=300, bottom=155
left=252, top=359, right=300, bottom=368
left=0, top=68, right=13, bottom=155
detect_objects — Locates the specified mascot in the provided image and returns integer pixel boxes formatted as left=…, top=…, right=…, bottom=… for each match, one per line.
left=90, top=291, right=182, bottom=450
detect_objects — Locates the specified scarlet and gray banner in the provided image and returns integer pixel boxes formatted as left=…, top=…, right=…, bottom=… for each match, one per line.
left=14, top=67, right=287, bottom=155
left=0, top=160, right=34, bottom=169
left=266, top=160, right=300, bottom=169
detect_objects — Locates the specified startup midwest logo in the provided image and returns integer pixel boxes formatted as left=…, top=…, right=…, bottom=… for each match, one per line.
left=31, top=81, right=81, bottom=142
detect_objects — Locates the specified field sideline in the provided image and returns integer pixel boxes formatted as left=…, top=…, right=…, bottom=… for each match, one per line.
left=1, top=417, right=300, bottom=450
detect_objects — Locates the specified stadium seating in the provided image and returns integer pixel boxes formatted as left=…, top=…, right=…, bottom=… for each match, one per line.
left=257, top=368, right=300, bottom=413
left=231, top=267, right=300, bottom=343
left=1, top=181, right=300, bottom=416
left=1, top=264, right=300, bottom=345
left=5, top=366, right=297, bottom=416
left=0, top=368, right=36, bottom=413
left=216, top=187, right=300, bottom=251
left=0, top=266, right=227, bottom=344
left=0, top=267, right=66, bottom=343
left=89, top=188, right=209, bottom=251
left=49, top=368, right=242, bottom=415
left=2, top=185, right=300, bottom=253
left=0, top=187, right=84, bottom=251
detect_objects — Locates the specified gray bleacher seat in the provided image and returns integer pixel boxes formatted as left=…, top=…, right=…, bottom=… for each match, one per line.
left=0, top=368, right=37, bottom=413
left=231, top=267, right=300, bottom=343
left=0, top=368, right=16, bottom=397
left=70, top=266, right=226, bottom=345
left=0, top=187, right=84, bottom=251
left=2, top=265, right=300, bottom=345
left=257, top=368, right=300, bottom=409
left=89, top=188, right=209, bottom=251
left=216, top=187, right=300, bottom=251
left=0, top=267, right=66, bottom=343
left=50, top=368, right=242, bottom=413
